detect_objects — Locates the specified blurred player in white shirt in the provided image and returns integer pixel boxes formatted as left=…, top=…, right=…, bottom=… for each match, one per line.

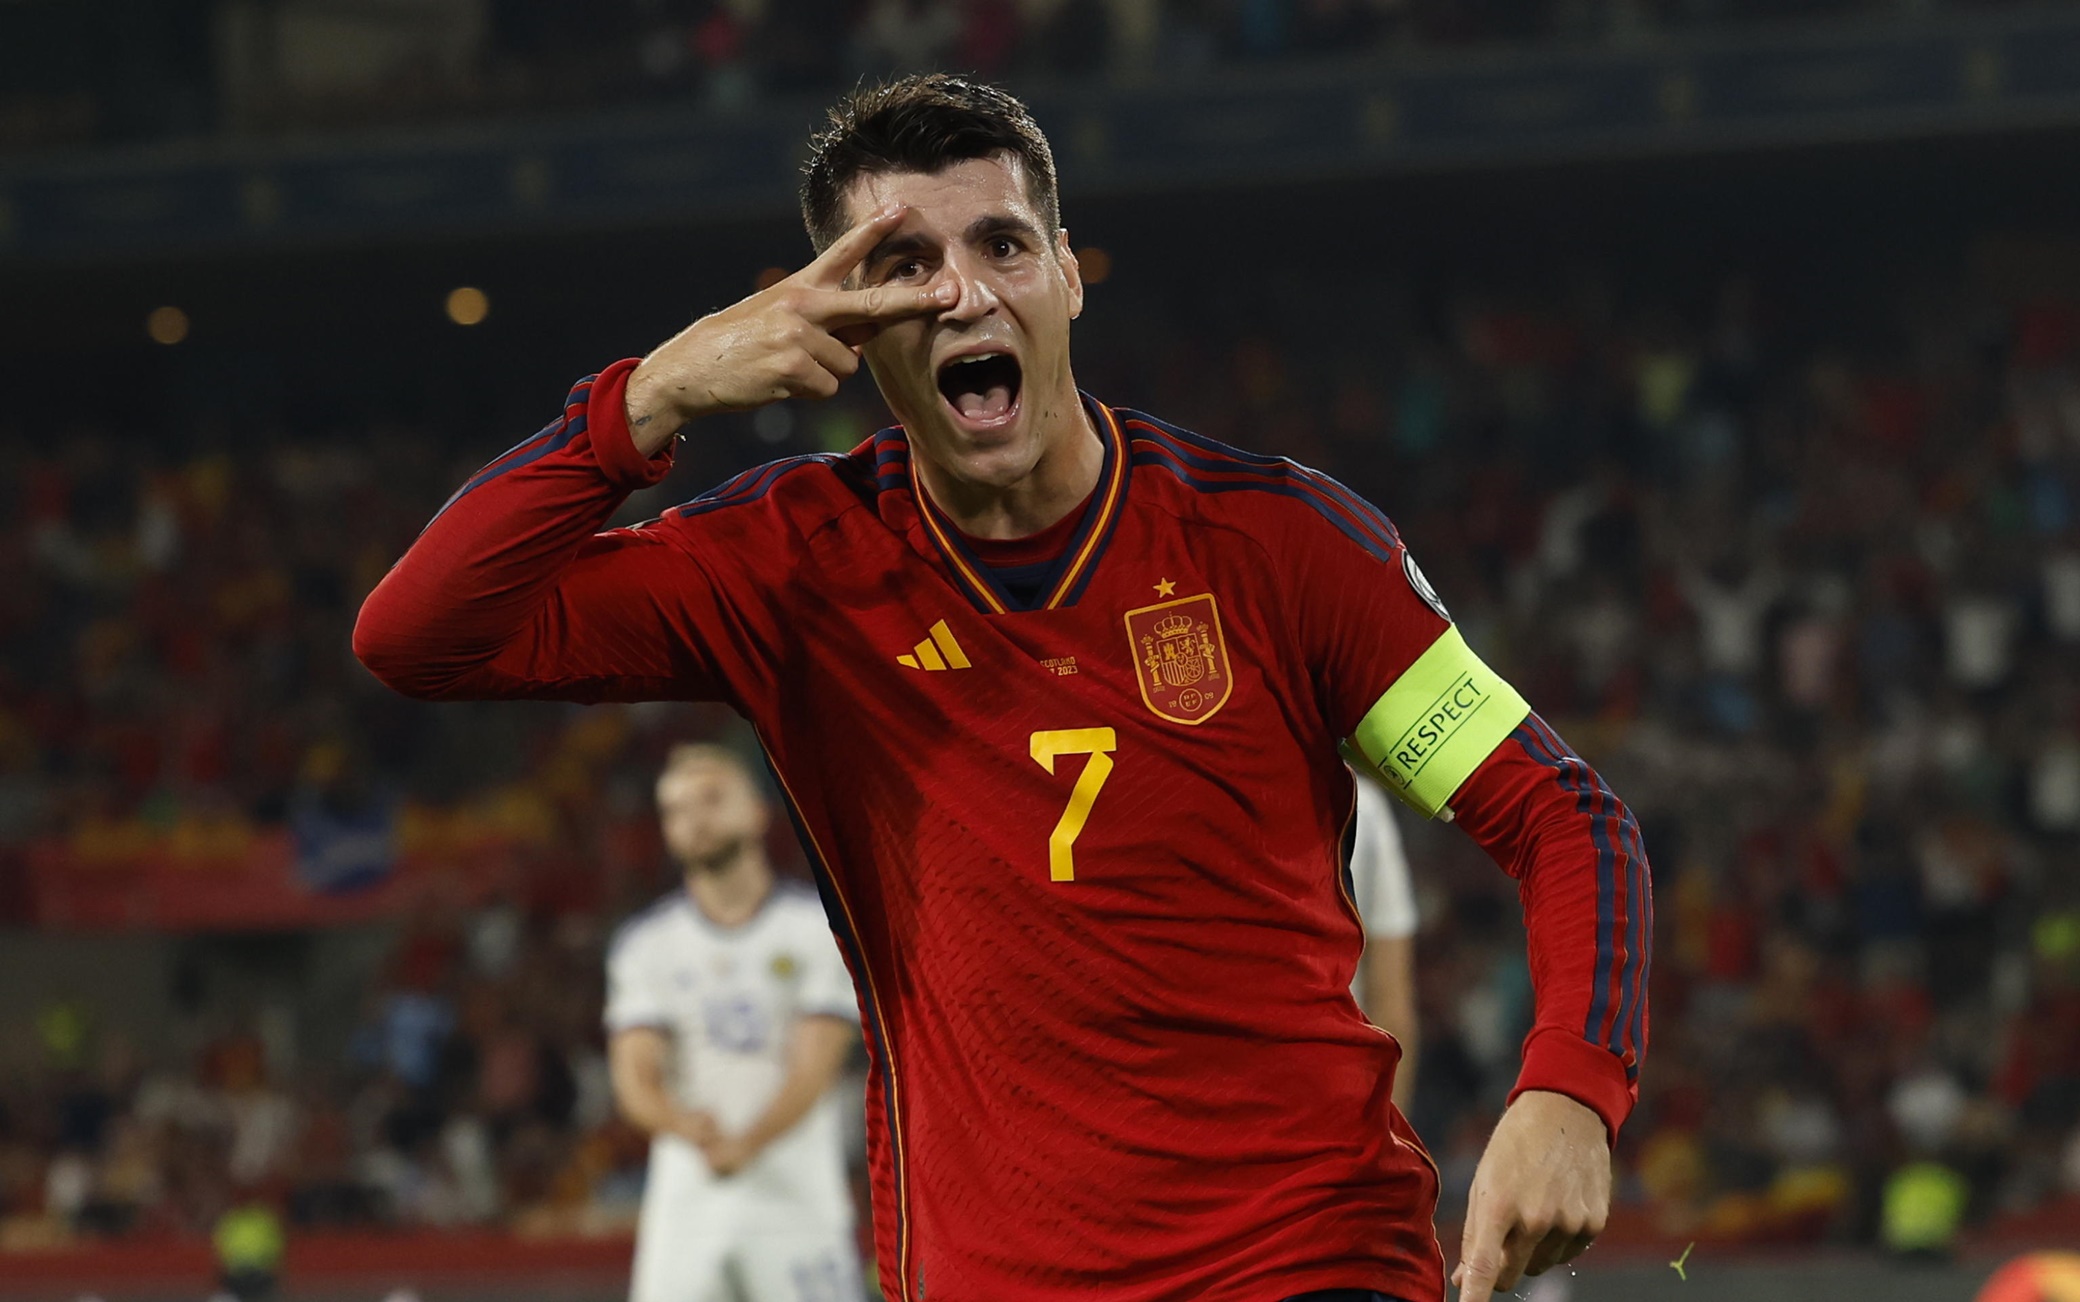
left=606, top=745, right=860, bottom=1302
left=1349, top=774, right=1422, bottom=1114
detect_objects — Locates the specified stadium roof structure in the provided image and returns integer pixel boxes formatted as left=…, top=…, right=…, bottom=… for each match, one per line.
left=8, top=7, right=2080, bottom=263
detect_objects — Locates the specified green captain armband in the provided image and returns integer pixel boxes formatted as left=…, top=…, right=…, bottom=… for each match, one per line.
left=1348, top=625, right=1531, bottom=820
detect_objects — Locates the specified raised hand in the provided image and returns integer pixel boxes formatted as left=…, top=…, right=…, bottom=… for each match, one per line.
left=623, top=203, right=953, bottom=453
left=1452, top=1090, right=1610, bottom=1302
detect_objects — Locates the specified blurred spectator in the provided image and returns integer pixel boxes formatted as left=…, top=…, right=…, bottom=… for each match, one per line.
left=11, top=187, right=2080, bottom=1260
left=0, top=0, right=1994, bottom=157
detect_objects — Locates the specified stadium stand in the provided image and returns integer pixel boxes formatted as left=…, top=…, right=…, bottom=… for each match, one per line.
left=8, top=2, right=2080, bottom=1299
left=6, top=228, right=2080, bottom=1263
left=0, top=0, right=1956, bottom=155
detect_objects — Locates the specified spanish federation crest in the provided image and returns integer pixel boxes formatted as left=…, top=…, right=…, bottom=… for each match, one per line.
left=1123, top=593, right=1233, bottom=726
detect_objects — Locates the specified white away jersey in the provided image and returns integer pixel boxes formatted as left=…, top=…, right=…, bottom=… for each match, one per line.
left=1350, top=775, right=1418, bottom=941
left=606, top=884, right=858, bottom=1226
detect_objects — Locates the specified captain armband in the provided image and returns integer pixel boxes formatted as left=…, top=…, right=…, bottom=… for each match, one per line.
left=1347, top=625, right=1531, bottom=821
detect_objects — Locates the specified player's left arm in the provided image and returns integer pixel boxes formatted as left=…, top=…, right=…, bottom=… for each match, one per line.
left=699, top=1015, right=855, bottom=1176
left=1287, top=487, right=1649, bottom=1302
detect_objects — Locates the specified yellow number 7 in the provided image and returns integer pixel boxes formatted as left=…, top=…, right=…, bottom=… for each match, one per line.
left=1029, top=728, right=1117, bottom=882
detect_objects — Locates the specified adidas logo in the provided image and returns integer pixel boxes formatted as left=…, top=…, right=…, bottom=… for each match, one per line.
left=898, top=620, right=972, bottom=672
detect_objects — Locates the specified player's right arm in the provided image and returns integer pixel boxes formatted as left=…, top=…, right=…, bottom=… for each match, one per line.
left=604, top=917, right=716, bottom=1147
left=351, top=204, right=948, bottom=704
left=609, top=1026, right=716, bottom=1147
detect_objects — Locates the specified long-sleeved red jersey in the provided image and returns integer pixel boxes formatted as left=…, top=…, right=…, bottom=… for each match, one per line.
left=355, top=361, right=1651, bottom=1302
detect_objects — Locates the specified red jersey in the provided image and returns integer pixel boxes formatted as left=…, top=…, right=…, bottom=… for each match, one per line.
left=355, top=361, right=1651, bottom=1302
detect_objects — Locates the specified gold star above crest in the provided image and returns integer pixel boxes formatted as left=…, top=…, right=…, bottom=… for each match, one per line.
left=1153, top=578, right=1177, bottom=597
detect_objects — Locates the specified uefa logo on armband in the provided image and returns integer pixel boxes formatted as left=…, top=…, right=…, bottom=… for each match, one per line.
left=1404, top=550, right=1450, bottom=622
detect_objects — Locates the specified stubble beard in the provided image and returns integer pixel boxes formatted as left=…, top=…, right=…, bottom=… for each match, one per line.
left=679, top=835, right=752, bottom=878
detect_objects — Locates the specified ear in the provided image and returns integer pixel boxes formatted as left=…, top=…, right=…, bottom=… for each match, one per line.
left=1057, top=229, right=1085, bottom=321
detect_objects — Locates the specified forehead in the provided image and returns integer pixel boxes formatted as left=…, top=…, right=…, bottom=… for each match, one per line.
left=838, top=154, right=1041, bottom=235
left=656, top=760, right=752, bottom=798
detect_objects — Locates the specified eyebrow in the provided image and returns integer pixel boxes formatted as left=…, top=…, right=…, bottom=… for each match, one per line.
left=862, top=212, right=1044, bottom=271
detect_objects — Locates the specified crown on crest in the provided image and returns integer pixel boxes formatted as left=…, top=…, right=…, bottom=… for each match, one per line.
left=1152, top=612, right=1196, bottom=639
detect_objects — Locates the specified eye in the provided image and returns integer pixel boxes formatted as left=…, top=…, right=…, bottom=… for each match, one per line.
left=889, top=259, right=925, bottom=281
left=988, top=236, right=1017, bottom=259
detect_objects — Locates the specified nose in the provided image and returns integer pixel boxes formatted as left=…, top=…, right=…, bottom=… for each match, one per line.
left=937, top=252, right=1000, bottom=323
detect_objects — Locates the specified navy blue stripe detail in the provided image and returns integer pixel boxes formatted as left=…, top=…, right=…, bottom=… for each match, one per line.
left=1124, top=412, right=1404, bottom=557
left=1132, top=449, right=1397, bottom=565
left=1526, top=714, right=1645, bottom=1075
left=912, top=410, right=1111, bottom=613
left=1612, top=768, right=1651, bottom=1079
left=1533, top=712, right=1647, bottom=1074
left=436, top=374, right=597, bottom=516
left=872, top=437, right=909, bottom=472
left=673, top=454, right=840, bottom=519
left=1023, top=395, right=1123, bottom=608
left=1052, top=404, right=1132, bottom=606
left=431, top=411, right=587, bottom=523
left=1513, top=719, right=1621, bottom=1059
left=1634, top=821, right=1654, bottom=1075
left=688, top=457, right=805, bottom=508
left=704, top=463, right=772, bottom=502
left=1530, top=714, right=1620, bottom=1058
left=915, top=491, right=1024, bottom=612
left=1136, top=413, right=1405, bottom=555
left=1522, top=717, right=1620, bottom=1057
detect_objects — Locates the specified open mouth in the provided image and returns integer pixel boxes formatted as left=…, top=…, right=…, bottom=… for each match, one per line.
left=935, top=352, right=1023, bottom=428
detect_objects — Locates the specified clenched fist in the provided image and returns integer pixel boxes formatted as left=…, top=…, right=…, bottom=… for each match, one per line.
left=624, top=203, right=954, bottom=455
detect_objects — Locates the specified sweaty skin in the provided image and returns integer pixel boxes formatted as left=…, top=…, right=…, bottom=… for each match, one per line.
left=565, top=150, right=1614, bottom=1297
left=624, top=156, right=1102, bottom=541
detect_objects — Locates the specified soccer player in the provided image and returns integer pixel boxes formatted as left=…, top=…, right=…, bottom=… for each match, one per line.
left=356, top=75, right=1652, bottom=1302
left=606, top=745, right=860, bottom=1302
left=1349, top=775, right=1421, bottom=1116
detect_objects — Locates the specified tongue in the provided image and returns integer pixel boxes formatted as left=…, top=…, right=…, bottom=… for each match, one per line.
left=954, top=383, right=1013, bottom=421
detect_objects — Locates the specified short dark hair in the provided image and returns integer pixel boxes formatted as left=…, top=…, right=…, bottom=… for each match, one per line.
left=800, top=74, right=1060, bottom=254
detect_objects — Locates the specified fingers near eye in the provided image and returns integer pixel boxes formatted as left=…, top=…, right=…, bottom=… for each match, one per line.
left=805, top=203, right=908, bottom=286
left=800, top=331, right=859, bottom=380
left=806, top=282, right=952, bottom=328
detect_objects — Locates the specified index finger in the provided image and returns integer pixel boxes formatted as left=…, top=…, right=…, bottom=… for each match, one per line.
left=801, top=281, right=955, bottom=330
left=1455, top=1208, right=1506, bottom=1302
left=801, top=204, right=909, bottom=288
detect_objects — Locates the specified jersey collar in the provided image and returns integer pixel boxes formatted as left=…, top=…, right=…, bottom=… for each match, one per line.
left=904, top=393, right=1130, bottom=615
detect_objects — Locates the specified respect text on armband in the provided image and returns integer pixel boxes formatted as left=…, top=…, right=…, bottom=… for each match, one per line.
left=1384, top=673, right=1490, bottom=786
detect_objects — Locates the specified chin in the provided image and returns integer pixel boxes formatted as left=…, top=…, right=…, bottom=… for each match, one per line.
left=913, top=410, right=1040, bottom=485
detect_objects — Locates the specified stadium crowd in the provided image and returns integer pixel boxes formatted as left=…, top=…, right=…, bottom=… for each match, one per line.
left=0, top=0, right=2046, bottom=155
left=5, top=243, right=2080, bottom=1257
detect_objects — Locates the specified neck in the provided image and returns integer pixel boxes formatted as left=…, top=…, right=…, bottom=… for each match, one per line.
left=683, top=848, right=774, bottom=929
left=914, top=383, right=1103, bottom=539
